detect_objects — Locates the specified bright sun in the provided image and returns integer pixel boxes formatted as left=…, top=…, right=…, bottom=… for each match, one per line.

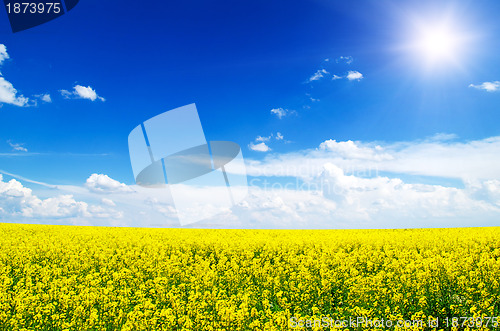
left=404, top=15, right=472, bottom=71
left=416, top=27, right=459, bottom=62
left=414, top=24, right=461, bottom=64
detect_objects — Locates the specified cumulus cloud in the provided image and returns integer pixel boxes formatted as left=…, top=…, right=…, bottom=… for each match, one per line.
left=467, top=179, right=500, bottom=206
left=0, top=44, right=30, bottom=107
left=469, top=81, right=500, bottom=92
left=346, top=71, right=363, bottom=81
left=3, top=153, right=500, bottom=228
left=249, top=142, right=271, bottom=152
left=205, top=173, right=500, bottom=229
left=270, top=107, right=295, bottom=119
left=228, top=157, right=500, bottom=228
left=245, top=135, right=500, bottom=183
left=308, top=69, right=329, bottom=82
left=4, top=132, right=500, bottom=228
left=60, top=85, right=105, bottom=101
left=85, top=174, right=134, bottom=194
left=7, top=140, right=27, bottom=152
left=74, top=85, right=105, bottom=101
left=332, top=74, right=342, bottom=80
left=101, top=198, right=116, bottom=206
left=0, top=45, right=9, bottom=66
left=250, top=133, right=287, bottom=152
left=313, top=163, right=498, bottom=224
left=0, top=174, right=121, bottom=219
left=222, top=188, right=339, bottom=229
left=319, top=140, right=392, bottom=161
left=0, top=77, right=29, bottom=107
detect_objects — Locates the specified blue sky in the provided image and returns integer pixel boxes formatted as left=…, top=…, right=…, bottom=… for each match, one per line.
left=1, top=0, right=500, bottom=227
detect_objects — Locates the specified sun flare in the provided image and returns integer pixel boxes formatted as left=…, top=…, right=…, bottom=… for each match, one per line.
left=415, top=23, right=462, bottom=65
left=416, top=26, right=459, bottom=61
left=405, top=16, right=472, bottom=71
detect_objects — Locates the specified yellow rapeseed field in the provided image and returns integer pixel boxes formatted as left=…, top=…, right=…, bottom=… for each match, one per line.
left=0, top=224, right=499, bottom=330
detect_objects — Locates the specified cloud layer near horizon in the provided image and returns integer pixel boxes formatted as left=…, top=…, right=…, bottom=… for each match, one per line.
left=245, top=134, right=500, bottom=181
left=1, top=134, right=500, bottom=228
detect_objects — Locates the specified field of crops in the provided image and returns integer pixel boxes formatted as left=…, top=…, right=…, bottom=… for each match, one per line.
left=0, top=224, right=499, bottom=330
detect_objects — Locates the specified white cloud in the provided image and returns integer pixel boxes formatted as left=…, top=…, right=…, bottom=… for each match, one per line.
left=313, top=163, right=498, bottom=224
left=319, top=139, right=392, bottom=161
left=0, top=45, right=30, bottom=107
left=305, top=92, right=320, bottom=103
left=467, top=179, right=500, bottom=205
left=249, top=142, right=271, bottom=152
left=308, top=69, right=329, bottom=82
left=244, top=135, right=500, bottom=184
left=469, top=81, right=500, bottom=92
left=255, top=135, right=271, bottom=142
left=7, top=140, right=27, bottom=152
left=74, top=85, right=105, bottom=101
left=85, top=174, right=134, bottom=194
left=0, top=44, right=9, bottom=66
left=5, top=132, right=500, bottom=228
left=222, top=188, right=339, bottom=228
left=270, top=107, right=295, bottom=119
left=3, top=153, right=500, bottom=228
left=0, top=174, right=121, bottom=219
left=101, top=198, right=116, bottom=207
left=34, top=93, right=52, bottom=103
left=346, top=71, right=363, bottom=81
left=427, top=133, right=458, bottom=141
left=207, top=175, right=499, bottom=228
left=251, top=132, right=286, bottom=150
left=0, top=77, right=30, bottom=107
left=309, top=70, right=361, bottom=82
left=60, top=85, right=105, bottom=101
left=336, top=56, right=353, bottom=64
left=60, top=89, right=72, bottom=98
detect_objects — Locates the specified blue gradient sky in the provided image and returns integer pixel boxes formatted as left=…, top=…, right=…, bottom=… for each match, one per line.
left=0, top=0, right=499, bottom=185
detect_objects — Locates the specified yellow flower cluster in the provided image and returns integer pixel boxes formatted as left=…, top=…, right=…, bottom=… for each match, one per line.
left=0, top=224, right=499, bottom=330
